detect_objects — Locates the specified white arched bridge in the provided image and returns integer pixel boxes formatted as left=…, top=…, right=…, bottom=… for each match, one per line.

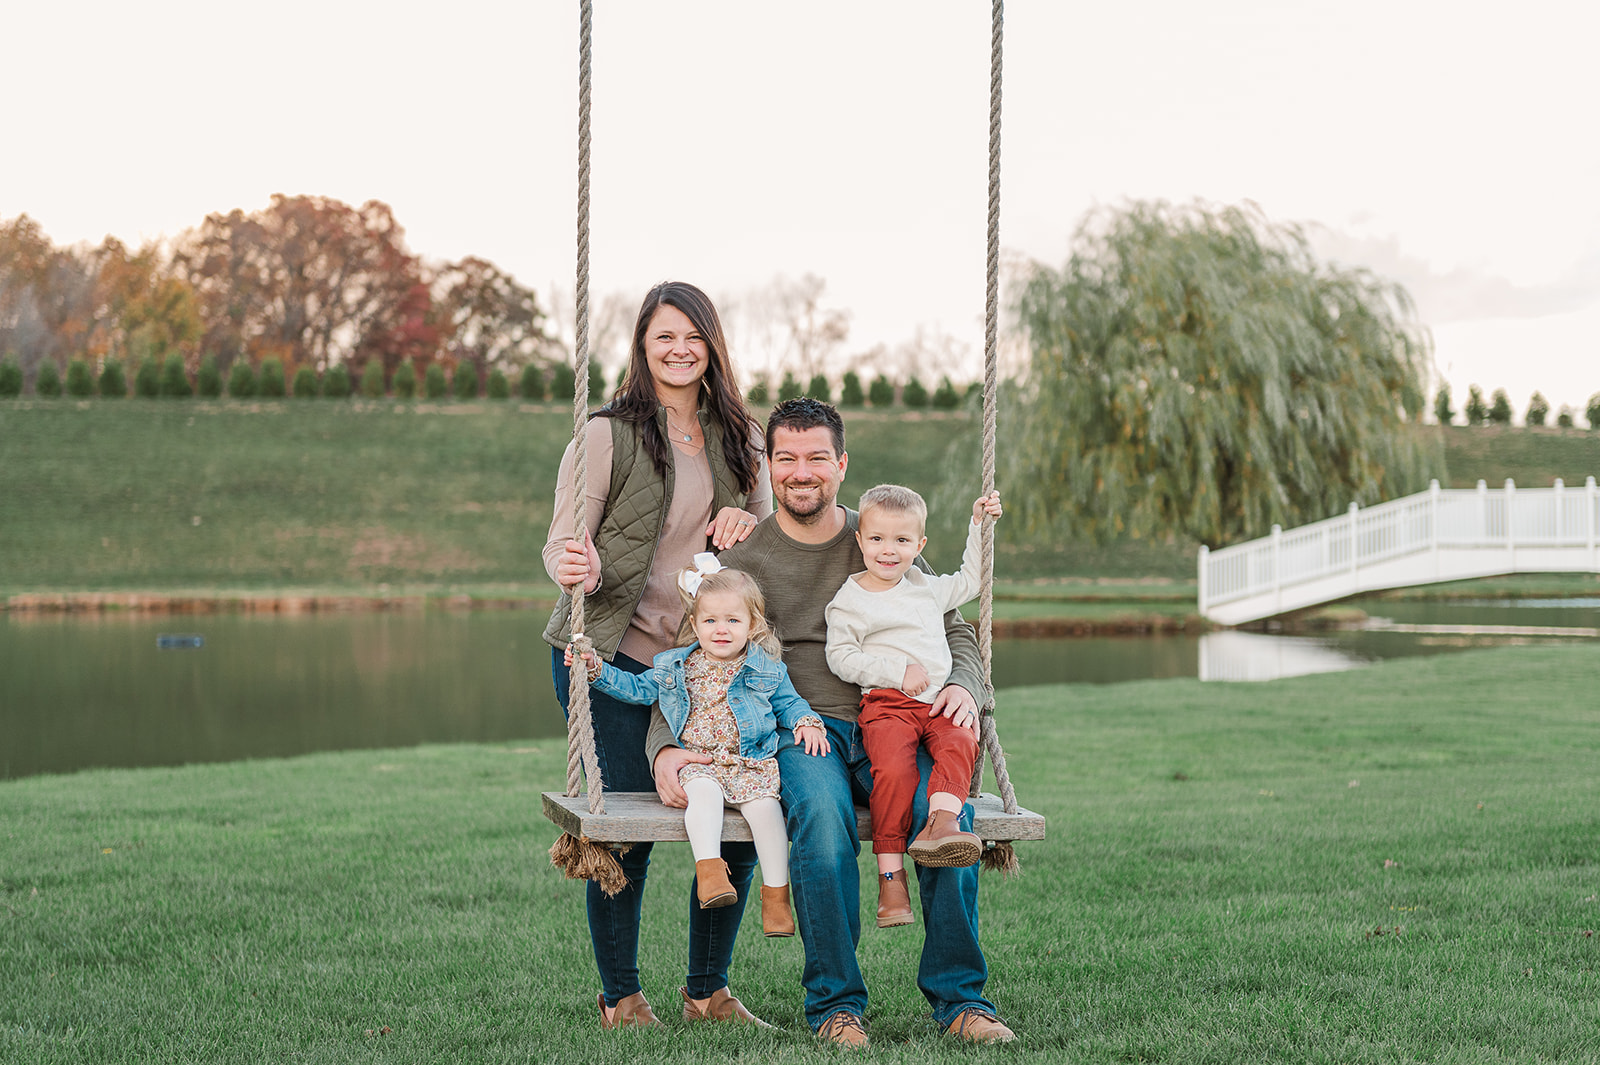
left=1199, top=478, right=1600, bottom=625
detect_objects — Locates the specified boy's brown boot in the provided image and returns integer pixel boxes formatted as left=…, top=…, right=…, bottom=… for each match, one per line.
left=760, top=884, right=795, bottom=937
left=875, top=869, right=913, bottom=927
left=695, top=858, right=738, bottom=908
left=907, top=810, right=982, bottom=867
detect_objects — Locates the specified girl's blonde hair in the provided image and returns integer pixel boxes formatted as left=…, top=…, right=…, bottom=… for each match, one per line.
left=676, top=566, right=783, bottom=660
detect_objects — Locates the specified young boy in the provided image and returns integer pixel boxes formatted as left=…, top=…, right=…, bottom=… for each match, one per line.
left=824, top=484, right=1003, bottom=928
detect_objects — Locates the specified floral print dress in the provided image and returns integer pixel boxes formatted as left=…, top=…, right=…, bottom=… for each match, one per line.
left=676, top=649, right=782, bottom=803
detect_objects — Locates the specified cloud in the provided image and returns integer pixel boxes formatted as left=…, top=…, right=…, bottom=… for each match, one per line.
left=1311, top=229, right=1600, bottom=326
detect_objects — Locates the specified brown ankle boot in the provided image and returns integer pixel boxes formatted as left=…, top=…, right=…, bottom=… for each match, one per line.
left=907, top=810, right=982, bottom=867
left=695, top=857, right=737, bottom=908
left=598, top=990, right=660, bottom=1029
left=760, top=884, right=795, bottom=937
left=876, top=869, right=913, bottom=927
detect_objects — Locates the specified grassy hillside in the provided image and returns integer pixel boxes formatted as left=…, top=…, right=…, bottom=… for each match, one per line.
left=3, top=400, right=1598, bottom=596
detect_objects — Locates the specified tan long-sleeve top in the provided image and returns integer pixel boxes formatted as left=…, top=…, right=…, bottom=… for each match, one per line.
left=542, top=418, right=771, bottom=665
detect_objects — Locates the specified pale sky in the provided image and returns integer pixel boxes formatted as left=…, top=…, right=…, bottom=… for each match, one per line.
left=7, top=0, right=1598, bottom=418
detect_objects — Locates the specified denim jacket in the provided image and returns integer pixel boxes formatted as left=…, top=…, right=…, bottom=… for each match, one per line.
left=592, top=643, right=819, bottom=762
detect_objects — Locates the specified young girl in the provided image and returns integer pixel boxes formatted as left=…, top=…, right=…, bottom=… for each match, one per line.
left=568, top=554, right=829, bottom=937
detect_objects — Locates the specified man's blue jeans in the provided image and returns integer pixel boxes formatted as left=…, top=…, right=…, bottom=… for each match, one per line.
left=775, top=714, right=994, bottom=1029
left=553, top=647, right=758, bottom=1005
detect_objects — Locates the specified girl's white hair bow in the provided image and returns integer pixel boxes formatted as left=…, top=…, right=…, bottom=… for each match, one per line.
left=678, top=552, right=724, bottom=598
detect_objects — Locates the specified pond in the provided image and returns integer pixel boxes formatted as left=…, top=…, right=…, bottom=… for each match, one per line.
left=3, top=598, right=1597, bottom=779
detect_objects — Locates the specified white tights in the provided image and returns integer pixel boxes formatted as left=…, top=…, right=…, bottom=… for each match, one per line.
left=682, top=776, right=789, bottom=888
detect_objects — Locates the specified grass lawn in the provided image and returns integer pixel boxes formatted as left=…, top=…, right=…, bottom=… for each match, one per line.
left=4, top=644, right=1598, bottom=1063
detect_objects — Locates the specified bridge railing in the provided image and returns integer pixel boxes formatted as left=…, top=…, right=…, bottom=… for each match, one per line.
left=1199, top=477, right=1600, bottom=616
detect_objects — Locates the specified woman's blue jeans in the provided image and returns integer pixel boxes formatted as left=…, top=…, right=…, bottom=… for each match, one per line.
left=552, top=647, right=758, bottom=1006
left=775, top=714, right=994, bottom=1030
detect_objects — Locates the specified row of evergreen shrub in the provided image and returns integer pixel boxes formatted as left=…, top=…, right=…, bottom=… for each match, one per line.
left=0, top=356, right=567, bottom=402
left=745, top=370, right=976, bottom=410
left=1434, top=383, right=1600, bottom=429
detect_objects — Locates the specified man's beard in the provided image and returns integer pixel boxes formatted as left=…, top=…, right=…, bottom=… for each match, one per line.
left=778, top=485, right=832, bottom=522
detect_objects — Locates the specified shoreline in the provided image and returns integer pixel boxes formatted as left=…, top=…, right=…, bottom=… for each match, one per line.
left=2, top=589, right=1206, bottom=636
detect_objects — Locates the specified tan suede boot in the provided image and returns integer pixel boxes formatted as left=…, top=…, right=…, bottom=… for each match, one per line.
left=597, top=990, right=661, bottom=1029
left=907, top=809, right=982, bottom=867
left=876, top=869, right=913, bottom=927
left=760, top=884, right=795, bottom=937
left=695, top=857, right=738, bottom=908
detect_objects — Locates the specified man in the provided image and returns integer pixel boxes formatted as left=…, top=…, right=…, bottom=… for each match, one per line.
left=649, top=398, right=1015, bottom=1046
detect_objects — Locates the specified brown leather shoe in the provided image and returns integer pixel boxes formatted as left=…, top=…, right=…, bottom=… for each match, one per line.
left=680, top=986, right=774, bottom=1028
left=761, top=883, right=795, bottom=937
left=597, top=990, right=660, bottom=1029
left=816, top=1010, right=870, bottom=1048
left=875, top=870, right=913, bottom=927
left=944, top=1007, right=1016, bottom=1043
left=695, top=857, right=737, bottom=908
left=907, top=810, right=982, bottom=867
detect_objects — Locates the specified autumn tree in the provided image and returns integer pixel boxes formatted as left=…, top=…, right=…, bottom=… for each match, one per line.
left=1524, top=391, right=1548, bottom=427
left=429, top=256, right=548, bottom=383
left=1012, top=200, right=1432, bottom=546
left=0, top=215, right=98, bottom=381
left=93, top=238, right=202, bottom=371
left=173, top=195, right=425, bottom=376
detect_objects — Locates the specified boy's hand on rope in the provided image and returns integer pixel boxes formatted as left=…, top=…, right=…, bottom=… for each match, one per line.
left=556, top=531, right=601, bottom=594
left=793, top=724, right=831, bottom=756
left=929, top=684, right=981, bottom=733
left=563, top=646, right=603, bottom=682
left=901, top=662, right=931, bottom=697
left=707, top=505, right=759, bottom=550
left=972, top=490, right=1003, bottom=524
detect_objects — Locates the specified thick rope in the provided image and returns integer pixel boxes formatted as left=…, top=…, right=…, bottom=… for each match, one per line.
left=563, top=0, right=605, bottom=817
left=970, top=0, right=1019, bottom=821
left=552, top=0, right=622, bottom=895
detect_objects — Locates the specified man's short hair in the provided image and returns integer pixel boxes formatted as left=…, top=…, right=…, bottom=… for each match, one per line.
left=766, top=397, right=845, bottom=458
left=857, top=483, right=927, bottom=533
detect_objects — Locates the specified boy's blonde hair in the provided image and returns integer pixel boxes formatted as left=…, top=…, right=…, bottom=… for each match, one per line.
left=675, top=566, right=783, bottom=659
left=857, top=483, right=927, bottom=534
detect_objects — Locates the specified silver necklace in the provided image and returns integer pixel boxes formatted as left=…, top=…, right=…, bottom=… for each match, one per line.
left=667, top=416, right=696, bottom=443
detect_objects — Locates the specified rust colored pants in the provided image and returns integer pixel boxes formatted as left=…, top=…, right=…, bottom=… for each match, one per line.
left=858, top=688, right=978, bottom=854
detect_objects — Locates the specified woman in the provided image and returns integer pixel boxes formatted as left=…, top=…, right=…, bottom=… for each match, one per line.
left=543, top=281, right=772, bottom=1029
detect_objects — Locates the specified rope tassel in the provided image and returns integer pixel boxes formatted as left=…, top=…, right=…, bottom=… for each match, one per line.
left=548, top=833, right=632, bottom=897
left=981, top=840, right=1020, bottom=876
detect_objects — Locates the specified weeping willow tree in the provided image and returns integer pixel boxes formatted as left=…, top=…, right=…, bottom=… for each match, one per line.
left=1010, top=201, right=1436, bottom=547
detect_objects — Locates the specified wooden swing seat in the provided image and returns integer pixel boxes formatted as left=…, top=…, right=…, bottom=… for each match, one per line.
left=542, top=790, right=1045, bottom=846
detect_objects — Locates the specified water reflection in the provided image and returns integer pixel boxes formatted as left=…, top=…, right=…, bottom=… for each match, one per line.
left=1197, top=631, right=1368, bottom=682
left=3, top=597, right=1597, bottom=779
left=1, top=611, right=562, bottom=780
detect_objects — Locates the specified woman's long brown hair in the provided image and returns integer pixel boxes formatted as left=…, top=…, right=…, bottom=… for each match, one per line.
left=596, top=281, right=761, bottom=493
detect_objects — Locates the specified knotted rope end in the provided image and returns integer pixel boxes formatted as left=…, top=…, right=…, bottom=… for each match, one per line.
left=980, top=840, right=1020, bottom=877
left=549, top=832, right=632, bottom=897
